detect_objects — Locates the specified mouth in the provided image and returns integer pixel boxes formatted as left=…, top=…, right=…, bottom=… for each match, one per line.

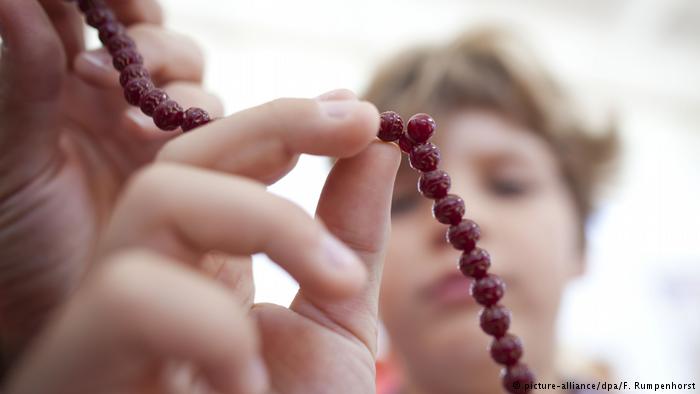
left=421, top=271, right=478, bottom=308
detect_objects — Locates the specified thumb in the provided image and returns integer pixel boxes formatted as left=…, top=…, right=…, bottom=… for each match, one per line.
left=0, top=0, right=66, bottom=192
left=291, top=139, right=401, bottom=355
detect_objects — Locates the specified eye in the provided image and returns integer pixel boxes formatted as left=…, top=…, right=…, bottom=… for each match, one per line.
left=391, top=193, right=421, bottom=215
left=488, top=177, right=529, bottom=197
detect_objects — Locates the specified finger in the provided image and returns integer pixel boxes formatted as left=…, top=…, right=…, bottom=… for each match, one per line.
left=74, top=24, right=204, bottom=88
left=120, top=81, right=224, bottom=142
left=4, top=249, right=268, bottom=394
left=291, top=140, right=401, bottom=356
left=37, top=0, right=84, bottom=64
left=157, top=91, right=380, bottom=185
left=102, top=163, right=367, bottom=299
left=200, top=252, right=255, bottom=309
left=0, top=0, right=65, bottom=192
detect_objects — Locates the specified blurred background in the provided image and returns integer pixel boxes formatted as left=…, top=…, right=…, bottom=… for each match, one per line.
left=127, top=0, right=699, bottom=390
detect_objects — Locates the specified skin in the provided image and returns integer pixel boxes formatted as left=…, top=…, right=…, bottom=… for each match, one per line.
left=381, top=110, right=584, bottom=394
left=0, top=1, right=400, bottom=393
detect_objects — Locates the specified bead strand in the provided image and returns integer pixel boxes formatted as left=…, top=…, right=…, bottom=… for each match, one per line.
left=68, top=0, right=212, bottom=132
left=377, top=111, right=536, bottom=394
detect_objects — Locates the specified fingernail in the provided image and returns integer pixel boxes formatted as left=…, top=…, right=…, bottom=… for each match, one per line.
left=76, top=49, right=113, bottom=74
left=245, top=356, right=269, bottom=393
left=125, top=107, right=154, bottom=130
left=321, top=232, right=363, bottom=271
left=315, top=89, right=357, bottom=101
left=319, top=100, right=361, bottom=119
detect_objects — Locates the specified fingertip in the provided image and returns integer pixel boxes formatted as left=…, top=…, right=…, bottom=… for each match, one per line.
left=358, top=100, right=381, bottom=139
left=369, top=138, right=403, bottom=171
left=323, top=100, right=381, bottom=159
left=315, top=88, right=358, bottom=101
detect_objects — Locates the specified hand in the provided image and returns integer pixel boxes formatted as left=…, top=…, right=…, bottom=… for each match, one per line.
left=5, top=90, right=400, bottom=393
left=0, top=0, right=221, bottom=360
left=1, top=1, right=401, bottom=392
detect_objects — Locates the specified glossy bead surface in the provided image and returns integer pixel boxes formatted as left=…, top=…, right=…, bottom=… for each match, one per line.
left=398, top=133, right=415, bottom=154
left=153, top=100, right=185, bottom=131
left=113, top=48, right=143, bottom=71
left=139, top=89, right=169, bottom=116
left=106, top=34, right=135, bottom=55
left=85, top=7, right=114, bottom=28
left=98, top=20, right=123, bottom=44
left=502, top=364, right=534, bottom=394
left=433, top=194, right=465, bottom=225
left=446, top=219, right=480, bottom=251
left=124, top=78, right=154, bottom=106
left=120, top=64, right=150, bottom=87
left=78, top=0, right=104, bottom=12
left=490, top=334, right=523, bottom=365
left=418, top=170, right=450, bottom=199
left=480, top=305, right=511, bottom=337
left=459, top=247, right=490, bottom=278
left=409, top=143, right=440, bottom=172
left=378, top=111, right=404, bottom=142
left=406, top=113, right=436, bottom=143
left=182, top=107, right=212, bottom=132
left=470, top=274, right=505, bottom=306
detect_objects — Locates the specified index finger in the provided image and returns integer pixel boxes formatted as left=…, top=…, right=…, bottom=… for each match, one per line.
left=157, top=91, right=380, bottom=185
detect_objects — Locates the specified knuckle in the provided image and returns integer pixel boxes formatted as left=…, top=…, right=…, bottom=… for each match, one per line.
left=90, top=252, right=149, bottom=319
left=121, top=163, right=178, bottom=211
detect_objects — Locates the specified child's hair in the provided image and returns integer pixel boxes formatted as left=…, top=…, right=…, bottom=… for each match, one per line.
left=363, top=28, right=618, bottom=248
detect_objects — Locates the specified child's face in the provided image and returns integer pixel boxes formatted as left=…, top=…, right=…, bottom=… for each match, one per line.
left=381, top=110, right=583, bottom=392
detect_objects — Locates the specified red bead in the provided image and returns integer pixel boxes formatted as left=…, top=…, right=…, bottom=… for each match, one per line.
left=446, top=219, right=479, bottom=251
left=113, top=48, right=143, bottom=71
left=459, top=247, right=490, bottom=278
left=406, top=113, right=436, bottom=143
left=182, top=107, right=212, bottom=132
left=120, top=65, right=150, bottom=87
left=433, top=194, right=464, bottom=225
left=78, top=0, right=105, bottom=13
left=106, top=35, right=135, bottom=55
left=502, top=364, right=534, bottom=394
left=409, top=143, right=440, bottom=172
left=85, top=7, right=114, bottom=28
left=398, top=133, right=415, bottom=154
left=153, top=100, right=185, bottom=131
left=378, top=111, right=404, bottom=142
left=123, top=78, right=154, bottom=106
left=98, top=20, right=124, bottom=44
left=490, top=334, right=523, bottom=366
left=139, top=89, right=169, bottom=116
left=470, top=274, right=505, bottom=306
left=480, top=305, right=511, bottom=338
left=418, top=170, right=450, bottom=199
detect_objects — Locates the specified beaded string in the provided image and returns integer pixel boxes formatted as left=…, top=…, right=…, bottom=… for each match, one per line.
left=378, top=112, right=534, bottom=393
left=67, top=0, right=536, bottom=392
left=71, top=0, right=212, bottom=132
